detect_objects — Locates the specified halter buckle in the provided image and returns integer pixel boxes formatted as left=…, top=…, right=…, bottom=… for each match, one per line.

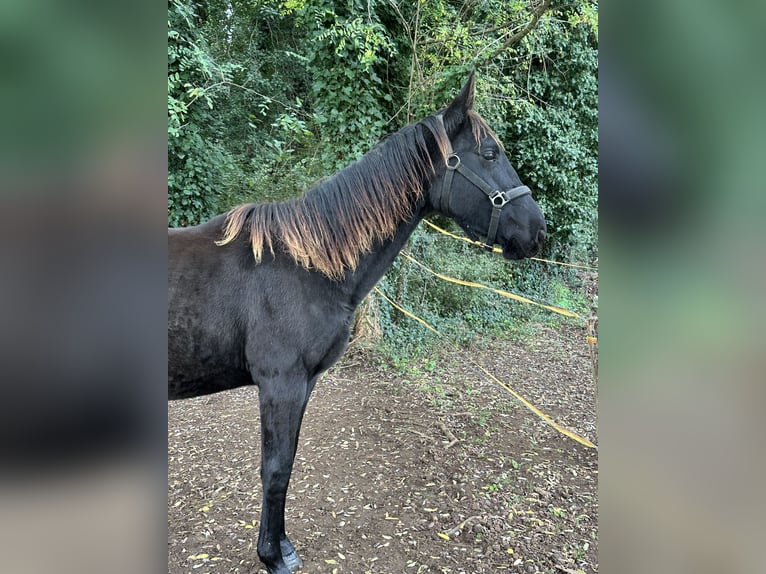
left=489, top=190, right=509, bottom=208
left=446, top=154, right=460, bottom=170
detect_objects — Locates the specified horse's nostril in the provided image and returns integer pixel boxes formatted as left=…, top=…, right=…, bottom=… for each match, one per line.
left=537, top=229, right=546, bottom=244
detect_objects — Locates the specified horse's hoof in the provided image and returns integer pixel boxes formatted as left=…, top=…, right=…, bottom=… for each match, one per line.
left=282, top=549, right=303, bottom=572
left=266, top=555, right=302, bottom=574
left=264, top=562, right=293, bottom=574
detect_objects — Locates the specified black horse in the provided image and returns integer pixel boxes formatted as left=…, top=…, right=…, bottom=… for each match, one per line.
left=168, top=74, right=546, bottom=574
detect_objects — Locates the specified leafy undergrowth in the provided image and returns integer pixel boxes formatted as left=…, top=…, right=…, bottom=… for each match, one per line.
left=168, top=324, right=598, bottom=573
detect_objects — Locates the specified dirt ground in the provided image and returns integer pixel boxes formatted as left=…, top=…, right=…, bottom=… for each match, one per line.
left=168, top=323, right=598, bottom=574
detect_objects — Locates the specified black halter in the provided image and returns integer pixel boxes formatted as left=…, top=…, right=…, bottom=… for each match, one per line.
left=435, top=117, right=531, bottom=247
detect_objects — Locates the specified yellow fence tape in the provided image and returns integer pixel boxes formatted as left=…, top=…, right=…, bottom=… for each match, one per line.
left=375, top=287, right=439, bottom=335
left=401, top=253, right=581, bottom=319
left=421, top=219, right=598, bottom=271
left=374, top=287, right=597, bottom=449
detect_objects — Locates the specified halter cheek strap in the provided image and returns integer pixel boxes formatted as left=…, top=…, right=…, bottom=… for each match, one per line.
left=435, top=117, right=531, bottom=247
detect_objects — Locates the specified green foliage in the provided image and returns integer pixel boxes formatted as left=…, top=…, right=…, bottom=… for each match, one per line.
left=298, top=0, right=399, bottom=167
left=506, top=4, right=598, bottom=260
left=168, top=0, right=239, bottom=226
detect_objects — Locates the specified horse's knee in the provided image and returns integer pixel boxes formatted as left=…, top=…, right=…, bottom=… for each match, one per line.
left=261, top=454, right=293, bottom=488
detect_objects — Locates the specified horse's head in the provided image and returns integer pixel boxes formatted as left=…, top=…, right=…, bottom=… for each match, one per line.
left=427, top=74, right=547, bottom=259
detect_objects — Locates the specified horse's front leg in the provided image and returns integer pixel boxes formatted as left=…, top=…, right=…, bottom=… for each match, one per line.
left=256, top=375, right=312, bottom=574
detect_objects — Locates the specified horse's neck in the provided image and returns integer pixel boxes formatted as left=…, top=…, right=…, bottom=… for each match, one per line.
left=339, top=204, right=428, bottom=307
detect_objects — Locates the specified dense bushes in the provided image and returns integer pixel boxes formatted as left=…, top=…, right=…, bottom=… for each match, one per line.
left=168, top=0, right=241, bottom=225
left=167, top=0, right=598, bottom=345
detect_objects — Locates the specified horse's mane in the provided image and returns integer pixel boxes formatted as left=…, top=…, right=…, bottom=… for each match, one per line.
left=216, top=110, right=497, bottom=279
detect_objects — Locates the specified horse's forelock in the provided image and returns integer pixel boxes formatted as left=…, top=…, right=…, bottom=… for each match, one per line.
left=467, top=109, right=504, bottom=150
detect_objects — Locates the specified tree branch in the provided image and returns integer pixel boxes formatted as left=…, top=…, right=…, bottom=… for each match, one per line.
left=479, top=0, right=553, bottom=62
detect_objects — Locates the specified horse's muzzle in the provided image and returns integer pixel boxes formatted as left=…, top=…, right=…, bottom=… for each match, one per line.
left=501, top=227, right=545, bottom=260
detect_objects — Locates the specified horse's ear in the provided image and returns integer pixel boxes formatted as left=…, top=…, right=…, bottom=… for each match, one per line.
left=443, top=71, right=476, bottom=134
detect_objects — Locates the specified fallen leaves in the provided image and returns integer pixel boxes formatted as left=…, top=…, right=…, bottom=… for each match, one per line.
left=187, top=553, right=209, bottom=560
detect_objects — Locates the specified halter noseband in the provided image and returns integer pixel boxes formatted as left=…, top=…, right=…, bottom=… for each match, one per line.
left=435, top=116, right=531, bottom=247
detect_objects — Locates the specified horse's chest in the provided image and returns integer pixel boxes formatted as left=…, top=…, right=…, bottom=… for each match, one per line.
left=299, top=306, right=352, bottom=374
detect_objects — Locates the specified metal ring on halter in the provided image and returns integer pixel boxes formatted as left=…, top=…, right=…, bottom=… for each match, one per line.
left=489, top=190, right=510, bottom=208
left=446, top=154, right=460, bottom=170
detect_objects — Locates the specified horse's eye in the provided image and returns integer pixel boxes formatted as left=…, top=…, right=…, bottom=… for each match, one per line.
left=482, top=149, right=497, bottom=161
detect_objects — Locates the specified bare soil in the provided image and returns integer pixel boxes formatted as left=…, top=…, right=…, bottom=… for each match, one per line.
left=168, top=323, right=598, bottom=574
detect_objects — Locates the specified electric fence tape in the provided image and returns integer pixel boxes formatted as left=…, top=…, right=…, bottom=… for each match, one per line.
left=401, top=253, right=581, bottom=319
left=422, top=219, right=598, bottom=271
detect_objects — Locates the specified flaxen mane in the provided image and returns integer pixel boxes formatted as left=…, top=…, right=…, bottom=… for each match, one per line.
left=216, top=110, right=499, bottom=279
